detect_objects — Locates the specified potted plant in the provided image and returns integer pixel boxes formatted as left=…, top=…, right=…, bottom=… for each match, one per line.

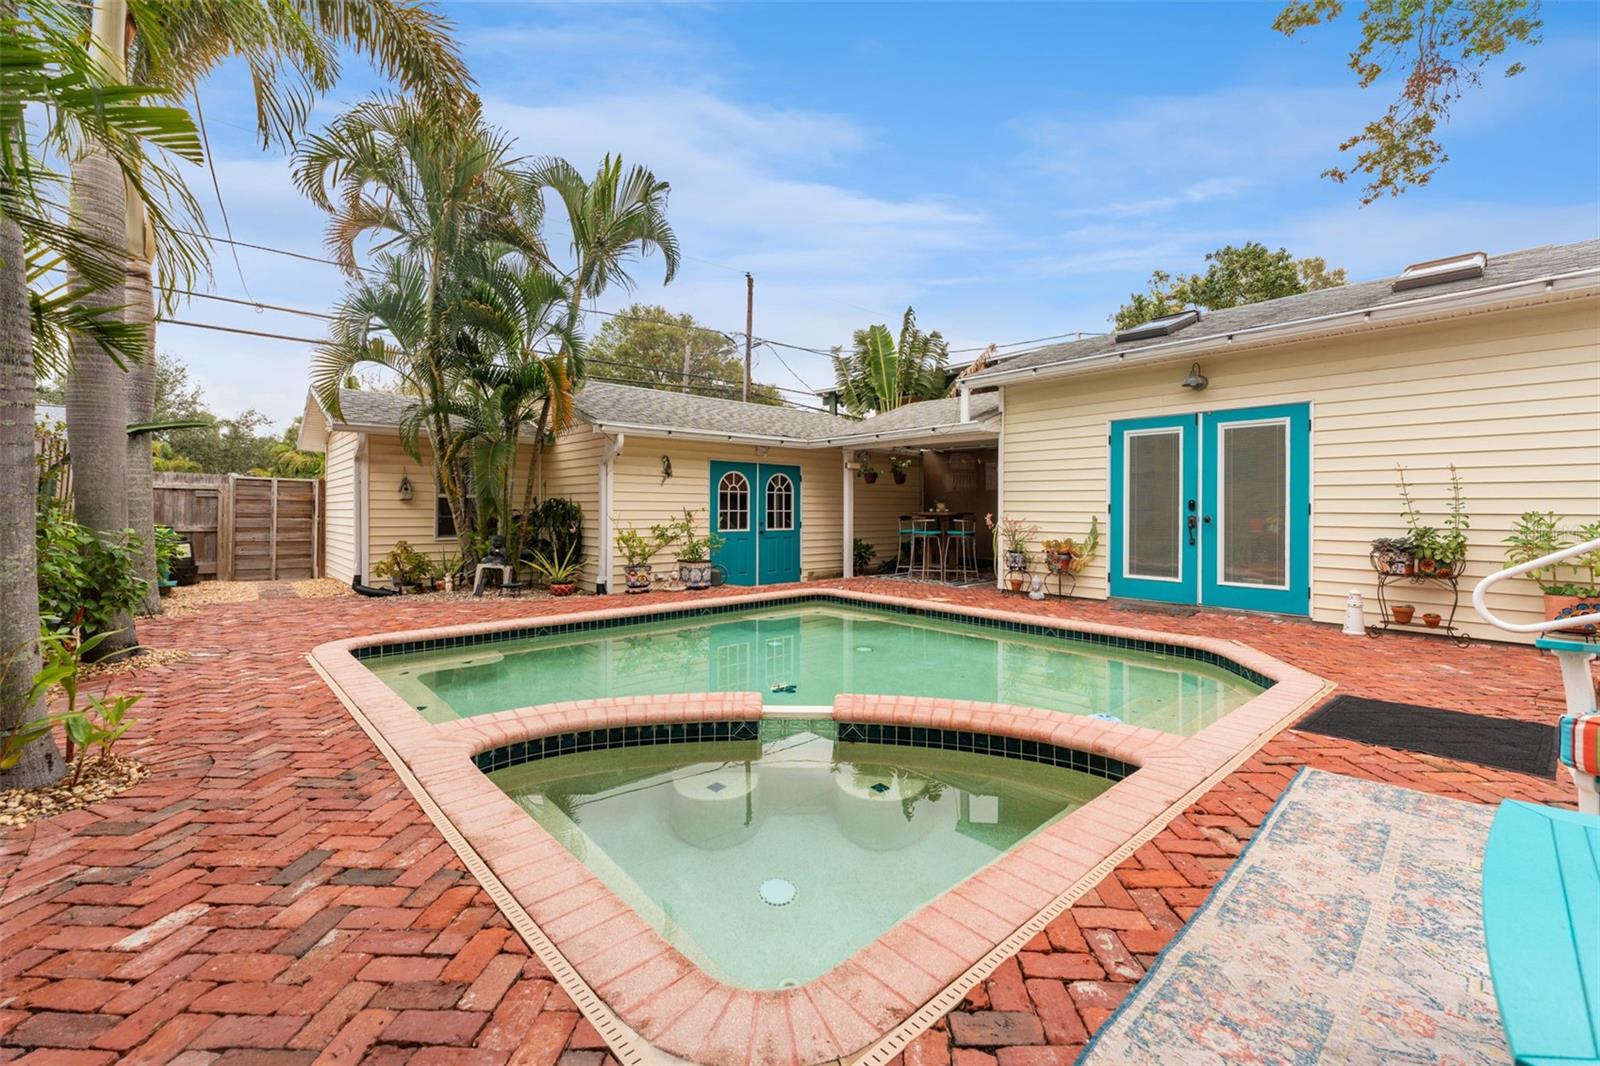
left=1397, top=464, right=1469, bottom=578
left=888, top=456, right=912, bottom=485
left=1041, top=518, right=1100, bottom=576
left=859, top=463, right=880, bottom=485
left=670, top=508, right=724, bottom=590
left=1369, top=536, right=1415, bottom=575
left=615, top=520, right=674, bottom=594
left=986, top=514, right=1038, bottom=588
left=1422, top=612, right=1442, bottom=628
left=529, top=541, right=582, bottom=596
left=373, top=540, right=435, bottom=593
left=1504, top=511, right=1600, bottom=633
left=853, top=538, right=877, bottom=575
left=1392, top=604, right=1416, bottom=625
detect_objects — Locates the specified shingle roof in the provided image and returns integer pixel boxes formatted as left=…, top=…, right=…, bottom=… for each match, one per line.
left=572, top=380, right=858, bottom=439
left=971, top=238, right=1600, bottom=383
left=323, top=379, right=1001, bottom=445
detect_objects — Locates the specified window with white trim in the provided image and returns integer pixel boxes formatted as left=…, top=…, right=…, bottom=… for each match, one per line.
left=764, top=473, right=794, bottom=531
left=718, top=471, right=750, bottom=532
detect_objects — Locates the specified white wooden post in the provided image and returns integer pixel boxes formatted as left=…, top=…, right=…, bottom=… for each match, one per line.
left=842, top=449, right=855, bottom=578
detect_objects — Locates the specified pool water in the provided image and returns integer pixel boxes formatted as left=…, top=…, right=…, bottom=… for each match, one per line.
left=372, top=603, right=1259, bottom=734
left=489, top=721, right=1111, bottom=988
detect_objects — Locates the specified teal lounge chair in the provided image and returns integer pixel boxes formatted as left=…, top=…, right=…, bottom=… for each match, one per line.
left=1482, top=800, right=1600, bottom=1065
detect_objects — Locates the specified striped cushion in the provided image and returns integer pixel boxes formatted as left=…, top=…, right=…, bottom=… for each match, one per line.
left=1558, top=714, right=1600, bottom=776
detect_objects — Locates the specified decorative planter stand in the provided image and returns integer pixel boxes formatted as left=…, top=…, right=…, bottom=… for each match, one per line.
left=1366, top=555, right=1472, bottom=647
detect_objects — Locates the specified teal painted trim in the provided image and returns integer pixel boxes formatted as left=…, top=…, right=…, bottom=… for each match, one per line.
left=1109, top=414, right=1198, bottom=605
left=1199, top=403, right=1311, bottom=616
left=1537, top=636, right=1600, bottom=654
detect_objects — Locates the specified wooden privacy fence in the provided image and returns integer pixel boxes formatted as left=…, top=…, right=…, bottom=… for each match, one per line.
left=153, top=473, right=323, bottom=581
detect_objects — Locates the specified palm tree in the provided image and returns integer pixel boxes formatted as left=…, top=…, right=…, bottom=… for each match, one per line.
left=66, top=0, right=470, bottom=621
left=829, top=306, right=950, bottom=416
left=520, top=154, right=678, bottom=519
left=452, top=265, right=583, bottom=563
left=298, top=94, right=541, bottom=543
left=1, top=0, right=204, bottom=786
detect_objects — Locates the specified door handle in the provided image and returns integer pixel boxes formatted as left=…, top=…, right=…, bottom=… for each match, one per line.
left=1186, top=514, right=1198, bottom=546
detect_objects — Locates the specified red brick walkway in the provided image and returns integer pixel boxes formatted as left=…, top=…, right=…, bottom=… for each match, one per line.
left=0, top=580, right=1577, bottom=1065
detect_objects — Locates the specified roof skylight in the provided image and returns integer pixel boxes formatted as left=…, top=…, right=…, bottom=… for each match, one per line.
left=1114, top=308, right=1200, bottom=343
left=1392, top=251, right=1487, bottom=292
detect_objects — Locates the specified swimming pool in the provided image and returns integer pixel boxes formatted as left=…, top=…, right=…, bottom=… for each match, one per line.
left=367, top=600, right=1262, bottom=734
left=491, top=718, right=1112, bottom=989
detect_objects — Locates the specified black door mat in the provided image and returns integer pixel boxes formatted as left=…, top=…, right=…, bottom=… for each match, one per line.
left=1294, top=695, right=1557, bottom=777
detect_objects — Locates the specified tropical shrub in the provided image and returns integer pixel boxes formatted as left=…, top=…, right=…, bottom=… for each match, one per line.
left=522, top=498, right=584, bottom=568
left=373, top=540, right=437, bottom=588
left=615, top=521, right=675, bottom=567
left=36, top=506, right=148, bottom=641
left=669, top=508, right=723, bottom=563
left=853, top=538, right=878, bottom=574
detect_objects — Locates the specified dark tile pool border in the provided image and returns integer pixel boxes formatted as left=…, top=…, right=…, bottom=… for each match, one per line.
left=354, top=593, right=1274, bottom=690
left=471, top=717, right=1134, bottom=783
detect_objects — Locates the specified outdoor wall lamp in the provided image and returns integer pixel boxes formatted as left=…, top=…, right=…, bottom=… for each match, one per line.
left=397, top=474, right=413, bottom=501
left=660, top=455, right=673, bottom=482
left=1181, top=362, right=1209, bottom=391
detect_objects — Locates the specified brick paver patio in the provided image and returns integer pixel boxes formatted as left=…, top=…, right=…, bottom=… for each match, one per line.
left=0, top=579, right=1576, bottom=1065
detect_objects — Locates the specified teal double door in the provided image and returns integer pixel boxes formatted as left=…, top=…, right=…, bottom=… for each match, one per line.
left=1109, top=403, right=1310, bottom=615
left=709, top=461, right=801, bottom=586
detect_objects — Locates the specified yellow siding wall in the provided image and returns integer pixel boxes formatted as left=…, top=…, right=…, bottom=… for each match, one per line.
left=1001, top=299, right=1600, bottom=643
left=323, top=431, right=358, bottom=581
left=609, top=439, right=847, bottom=583
left=851, top=452, right=923, bottom=572
left=364, top=433, right=540, bottom=573
left=538, top=427, right=606, bottom=589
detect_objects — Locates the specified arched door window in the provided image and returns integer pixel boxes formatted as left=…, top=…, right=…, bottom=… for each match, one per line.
left=717, top=471, right=750, bottom=531
left=764, top=473, right=795, bottom=531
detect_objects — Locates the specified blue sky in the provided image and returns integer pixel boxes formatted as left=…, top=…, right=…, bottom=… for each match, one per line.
left=180, top=1, right=1600, bottom=425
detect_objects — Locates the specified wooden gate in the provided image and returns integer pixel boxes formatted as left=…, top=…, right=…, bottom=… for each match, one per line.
left=153, top=473, right=323, bottom=581
left=153, top=473, right=224, bottom=579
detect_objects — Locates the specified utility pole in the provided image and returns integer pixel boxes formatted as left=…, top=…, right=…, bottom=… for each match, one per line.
left=743, top=272, right=753, bottom=403
left=680, top=335, right=692, bottom=394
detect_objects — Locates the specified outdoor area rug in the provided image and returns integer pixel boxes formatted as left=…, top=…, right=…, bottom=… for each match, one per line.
left=1294, top=694, right=1557, bottom=776
left=1080, top=768, right=1506, bottom=1066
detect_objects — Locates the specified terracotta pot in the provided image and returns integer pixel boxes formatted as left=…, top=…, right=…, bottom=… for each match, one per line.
left=862, top=472, right=879, bottom=485
left=1391, top=604, right=1416, bottom=624
left=1545, top=593, right=1600, bottom=636
left=549, top=582, right=575, bottom=597
left=678, top=560, right=713, bottom=590
left=1008, top=577, right=1024, bottom=592
left=624, top=563, right=652, bottom=594
left=1422, top=613, right=1442, bottom=628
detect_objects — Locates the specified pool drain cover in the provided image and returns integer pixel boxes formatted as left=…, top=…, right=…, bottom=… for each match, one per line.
left=759, top=878, right=797, bottom=907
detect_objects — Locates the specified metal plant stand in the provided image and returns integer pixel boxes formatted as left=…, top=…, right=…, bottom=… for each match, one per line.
left=1366, top=556, right=1472, bottom=647
left=1048, top=565, right=1079, bottom=599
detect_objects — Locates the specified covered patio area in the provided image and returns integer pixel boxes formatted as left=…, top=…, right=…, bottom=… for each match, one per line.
left=838, top=392, right=1001, bottom=582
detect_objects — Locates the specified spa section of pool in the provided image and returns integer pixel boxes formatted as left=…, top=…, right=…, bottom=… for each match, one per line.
left=367, top=600, right=1262, bottom=734
left=487, top=718, right=1116, bottom=989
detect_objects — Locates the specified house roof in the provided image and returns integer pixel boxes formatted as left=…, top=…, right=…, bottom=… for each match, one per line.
left=969, top=238, right=1600, bottom=385
left=304, top=379, right=1000, bottom=450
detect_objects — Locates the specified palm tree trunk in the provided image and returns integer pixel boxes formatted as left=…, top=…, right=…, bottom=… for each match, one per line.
left=65, top=0, right=137, bottom=657
left=0, top=144, right=66, bottom=789
left=125, top=199, right=159, bottom=616
left=509, top=396, right=550, bottom=566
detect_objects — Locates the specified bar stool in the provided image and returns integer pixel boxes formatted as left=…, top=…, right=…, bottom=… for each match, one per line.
left=945, top=517, right=978, bottom=583
left=894, top=514, right=916, bottom=574
left=908, top=517, right=944, bottom=580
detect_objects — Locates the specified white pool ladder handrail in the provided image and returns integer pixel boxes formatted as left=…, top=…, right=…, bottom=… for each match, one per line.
left=1471, top=536, right=1600, bottom=635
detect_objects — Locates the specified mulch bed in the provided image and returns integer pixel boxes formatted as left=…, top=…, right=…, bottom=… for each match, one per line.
left=0, top=754, right=146, bottom=829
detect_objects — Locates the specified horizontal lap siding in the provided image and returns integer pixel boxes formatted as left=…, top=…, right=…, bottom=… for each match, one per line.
left=365, top=433, right=540, bottom=572
left=611, top=438, right=844, bottom=582
left=851, top=452, right=923, bottom=571
left=538, top=427, right=604, bottom=589
left=323, top=432, right=357, bottom=582
left=1000, top=299, right=1600, bottom=643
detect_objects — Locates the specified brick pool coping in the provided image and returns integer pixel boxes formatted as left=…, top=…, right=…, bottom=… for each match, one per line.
left=309, top=587, right=1331, bottom=1065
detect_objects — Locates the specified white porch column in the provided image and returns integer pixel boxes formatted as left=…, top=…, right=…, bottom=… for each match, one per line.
left=842, top=448, right=855, bottom=578
left=994, top=389, right=1005, bottom=590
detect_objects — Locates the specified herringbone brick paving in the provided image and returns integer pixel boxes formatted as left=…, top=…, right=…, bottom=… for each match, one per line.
left=0, top=579, right=1577, bottom=1065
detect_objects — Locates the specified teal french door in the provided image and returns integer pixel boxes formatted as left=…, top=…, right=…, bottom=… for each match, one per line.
left=710, top=461, right=802, bottom=586
left=711, top=461, right=757, bottom=585
left=1110, top=404, right=1310, bottom=615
